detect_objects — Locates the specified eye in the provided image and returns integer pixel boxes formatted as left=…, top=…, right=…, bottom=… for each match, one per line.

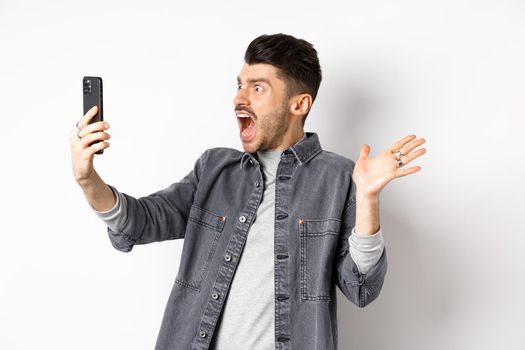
left=254, top=85, right=263, bottom=92
left=237, top=83, right=243, bottom=90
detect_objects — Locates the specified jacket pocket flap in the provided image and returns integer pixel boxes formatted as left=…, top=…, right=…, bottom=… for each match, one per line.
left=188, top=205, right=226, bottom=232
left=301, top=218, right=341, bottom=237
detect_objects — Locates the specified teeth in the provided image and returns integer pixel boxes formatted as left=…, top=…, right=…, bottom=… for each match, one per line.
left=236, top=113, right=252, bottom=118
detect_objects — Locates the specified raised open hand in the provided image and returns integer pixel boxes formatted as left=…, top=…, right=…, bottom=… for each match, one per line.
left=352, top=135, right=426, bottom=197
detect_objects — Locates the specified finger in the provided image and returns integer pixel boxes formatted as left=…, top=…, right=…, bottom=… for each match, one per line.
left=77, top=120, right=109, bottom=138
left=80, top=131, right=111, bottom=148
left=82, top=140, right=110, bottom=157
left=359, top=144, right=371, bottom=160
left=77, top=105, right=99, bottom=129
left=401, top=147, right=426, bottom=165
left=69, top=127, right=81, bottom=143
left=400, top=138, right=426, bottom=155
left=395, top=165, right=421, bottom=178
left=390, top=134, right=416, bottom=153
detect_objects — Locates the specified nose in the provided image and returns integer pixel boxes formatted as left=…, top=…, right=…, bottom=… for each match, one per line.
left=233, top=86, right=250, bottom=107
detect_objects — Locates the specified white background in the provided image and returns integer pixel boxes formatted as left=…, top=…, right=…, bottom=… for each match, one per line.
left=1, top=0, right=524, bottom=349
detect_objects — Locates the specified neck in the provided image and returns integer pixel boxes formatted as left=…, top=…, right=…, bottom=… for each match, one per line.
left=267, top=127, right=305, bottom=152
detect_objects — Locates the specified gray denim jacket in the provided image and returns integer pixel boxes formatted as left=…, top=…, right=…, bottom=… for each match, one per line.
left=107, top=132, right=387, bottom=350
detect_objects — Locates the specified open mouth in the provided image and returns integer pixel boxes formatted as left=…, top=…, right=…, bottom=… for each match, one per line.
left=236, top=112, right=256, bottom=142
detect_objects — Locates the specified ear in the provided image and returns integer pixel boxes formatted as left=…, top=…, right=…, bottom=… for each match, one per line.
left=289, top=94, right=312, bottom=117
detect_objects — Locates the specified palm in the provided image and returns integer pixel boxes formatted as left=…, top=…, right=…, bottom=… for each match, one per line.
left=352, top=135, right=427, bottom=197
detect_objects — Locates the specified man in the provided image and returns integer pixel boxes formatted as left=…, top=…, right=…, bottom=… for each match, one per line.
left=70, top=34, right=426, bottom=350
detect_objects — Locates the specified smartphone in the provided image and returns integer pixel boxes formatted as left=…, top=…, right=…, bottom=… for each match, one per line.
left=82, top=76, right=104, bottom=154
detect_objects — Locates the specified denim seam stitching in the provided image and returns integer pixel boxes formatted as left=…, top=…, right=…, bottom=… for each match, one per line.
left=300, top=218, right=339, bottom=302
left=179, top=206, right=224, bottom=291
left=175, top=278, right=200, bottom=292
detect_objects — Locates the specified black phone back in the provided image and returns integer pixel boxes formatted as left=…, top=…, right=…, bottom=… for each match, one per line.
left=83, top=76, right=103, bottom=123
left=82, top=76, right=104, bottom=154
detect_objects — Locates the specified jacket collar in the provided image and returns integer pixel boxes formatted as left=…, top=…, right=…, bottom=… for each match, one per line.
left=240, top=132, right=322, bottom=169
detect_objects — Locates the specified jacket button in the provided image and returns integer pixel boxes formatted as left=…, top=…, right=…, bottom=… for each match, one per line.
left=255, top=181, right=261, bottom=188
left=199, top=330, right=207, bottom=338
left=224, top=254, right=232, bottom=262
left=358, top=274, right=365, bottom=285
left=239, top=216, right=246, bottom=223
left=249, top=159, right=253, bottom=164
left=212, top=292, right=219, bottom=300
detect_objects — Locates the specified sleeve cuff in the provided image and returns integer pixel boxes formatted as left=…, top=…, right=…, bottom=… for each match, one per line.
left=92, top=185, right=128, bottom=232
left=92, top=185, right=120, bottom=215
left=349, top=226, right=385, bottom=274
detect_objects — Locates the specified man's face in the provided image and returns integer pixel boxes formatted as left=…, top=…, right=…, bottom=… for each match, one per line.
left=234, top=63, right=291, bottom=153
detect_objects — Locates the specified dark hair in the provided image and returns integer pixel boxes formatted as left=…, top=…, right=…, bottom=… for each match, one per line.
left=244, top=33, right=322, bottom=123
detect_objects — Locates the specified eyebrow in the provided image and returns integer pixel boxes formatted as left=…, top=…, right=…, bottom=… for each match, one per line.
left=237, top=76, right=273, bottom=87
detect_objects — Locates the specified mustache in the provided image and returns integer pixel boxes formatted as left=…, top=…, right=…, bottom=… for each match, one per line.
left=235, top=106, right=257, bottom=118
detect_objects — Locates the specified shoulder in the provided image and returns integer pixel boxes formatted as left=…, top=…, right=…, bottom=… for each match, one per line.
left=198, top=147, right=243, bottom=168
left=314, top=149, right=356, bottom=173
left=203, top=147, right=243, bottom=159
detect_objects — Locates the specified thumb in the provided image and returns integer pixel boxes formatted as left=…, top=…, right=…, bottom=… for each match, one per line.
left=359, top=144, right=371, bottom=160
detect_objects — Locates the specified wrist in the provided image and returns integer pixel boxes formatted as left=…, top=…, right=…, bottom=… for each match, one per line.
left=356, top=190, right=379, bottom=203
left=354, top=191, right=380, bottom=236
left=77, top=175, right=97, bottom=190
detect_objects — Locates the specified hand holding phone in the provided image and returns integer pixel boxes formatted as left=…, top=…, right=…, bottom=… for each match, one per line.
left=70, top=76, right=111, bottom=184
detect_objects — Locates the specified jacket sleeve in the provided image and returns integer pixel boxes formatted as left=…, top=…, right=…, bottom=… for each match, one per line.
left=334, top=176, right=388, bottom=307
left=106, top=150, right=208, bottom=252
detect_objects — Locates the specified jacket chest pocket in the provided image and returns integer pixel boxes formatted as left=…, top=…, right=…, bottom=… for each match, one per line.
left=175, top=205, right=226, bottom=291
left=299, top=218, right=341, bottom=302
